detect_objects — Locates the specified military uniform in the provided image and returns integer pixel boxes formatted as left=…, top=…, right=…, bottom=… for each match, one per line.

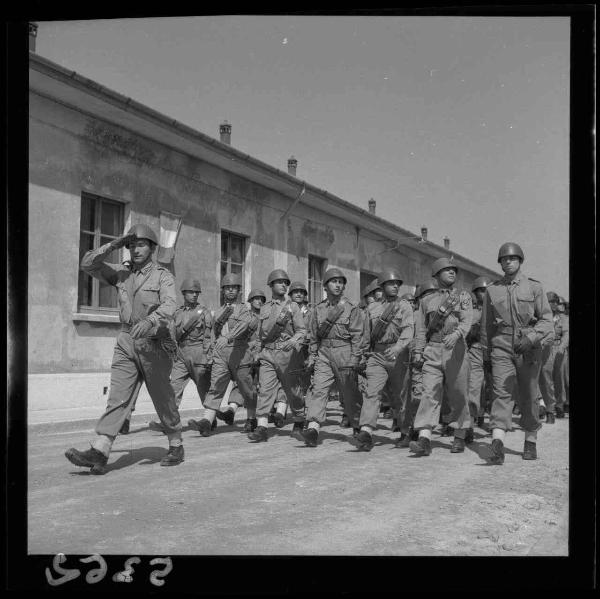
left=412, top=287, right=473, bottom=437
left=256, top=298, right=307, bottom=422
left=481, top=272, right=553, bottom=433
left=170, top=302, right=213, bottom=406
left=305, top=297, right=365, bottom=428
left=202, top=302, right=259, bottom=413
left=540, top=310, right=569, bottom=416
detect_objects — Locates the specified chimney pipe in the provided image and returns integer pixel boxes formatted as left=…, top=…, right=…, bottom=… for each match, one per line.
left=368, top=198, right=376, bottom=215
left=219, top=120, right=231, bottom=145
left=29, top=22, right=38, bottom=52
left=287, top=156, right=297, bottom=176
left=421, top=226, right=428, bottom=241
left=443, top=236, right=450, bottom=250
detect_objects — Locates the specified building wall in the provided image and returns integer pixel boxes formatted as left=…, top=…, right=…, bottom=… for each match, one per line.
left=29, top=90, right=494, bottom=378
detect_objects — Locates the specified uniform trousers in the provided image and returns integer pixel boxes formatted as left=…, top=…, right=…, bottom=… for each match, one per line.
left=489, top=342, right=542, bottom=433
left=539, top=343, right=558, bottom=414
left=170, top=343, right=211, bottom=407
left=553, top=347, right=568, bottom=410
left=95, top=332, right=181, bottom=437
left=305, top=342, right=363, bottom=427
left=467, top=344, right=487, bottom=420
left=359, top=344, right=408, bottom=429
left=203, top=343, right=257, bottom=412
left=396, top=362, right=423, bottom=434
left=413, top=339, right=471, bottom=435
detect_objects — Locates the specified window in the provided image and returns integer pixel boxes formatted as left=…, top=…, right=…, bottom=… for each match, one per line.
left=308, top=255, right=326, bottom=305
left=220, top=231, right=246, bottom=304
left=78, top=193, right=124, bottom=312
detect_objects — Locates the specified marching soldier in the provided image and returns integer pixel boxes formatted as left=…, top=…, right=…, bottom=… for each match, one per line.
left=395, top=280, right=438, bottom=446
left=147, top=278, right=212, bottom=432
left=409, top=257, right=473, bottom=457
left=65, top=224, right=184, bottom=472
left=353, top=269, right=414, bottom=451
left=188, top=273, right=259, bottom=435
left=301, top=268, right=366, bottom=447
left=556, top=297, right=569, bottom=414
left=248, top=270, right=307, bottom=442
left=465, top=276, right=494, bottom=440
left=362, top=279, right=383, bottom=307
left=481, top=242, right=553, bottom=464
left=288, top=281, right=313, bottom=400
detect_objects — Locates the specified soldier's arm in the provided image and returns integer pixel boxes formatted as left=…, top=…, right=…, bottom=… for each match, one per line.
left=480, top=291, right=492, bottom=359
left=531, top=284, right=554, bottom=345
left=146, top=269, right=177, bottom=329
left=413, top=300, right=428, bottom=354
left=391, top=301, right=414, bottom=353
left=203, top=309, right=214, bottom=355
left=348, top=305, right=365, bottom=360
left=80, top=240, right=126, bottom=286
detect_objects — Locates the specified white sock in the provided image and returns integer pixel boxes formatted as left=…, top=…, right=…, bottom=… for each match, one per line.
left=361, top=425, right=373, bottom=434
left=492, top=428, right=506, bottom=442
left=524, top=431, right=537, bottom=443
left=275, top=402, right=287, bottom=416
left=92, top=434, right=114, bottom=457
left=226, top=403, right=238, bottom=413
left=203, top=408, right=217, bottom=422
left=419, top=428, right=432, bottom=440
left=257, top=416, right=269, bottom=428
left=167, top=435, right=182, bottom=447
left=307, top=421, right=320, bottom=431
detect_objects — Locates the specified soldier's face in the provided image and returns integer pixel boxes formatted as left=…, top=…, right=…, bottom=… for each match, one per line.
left=383, top=281, right=400, bottom=298
left=250, top=297, right=264, bottom=310
left=549, top=299, right=559, bottom=313
left=373, top=289, right=384, bottom=301
left=500, top=255, right=521, bottom=275
left=223, top=285, right=240, bottom=302
left=326, top=277, right=345, bottom=296
left=437, top=267, right=457, bottom=287
left=290, top=290, right=306, bottom=304
left=127, top=239, right=153, bottom=265
left=183, top=290, right=200, bottom=304
left=365, top=294, right=376, bottom=304
left=271, top=279, right=288, bottom=296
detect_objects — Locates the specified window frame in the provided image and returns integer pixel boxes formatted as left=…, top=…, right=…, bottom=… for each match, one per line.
left=308, top=254, right=326, bottom=305
left=220, top=230, right=247, bottom=305
left=77, top=192, right=124, bottom=314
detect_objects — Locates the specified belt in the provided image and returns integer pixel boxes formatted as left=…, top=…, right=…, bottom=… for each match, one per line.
left=320, top=338, right=349, bottom=348
left=372, top=341, right=396, bottom=350
left=428, top=332, right=444, bottom=343
left=263, top=341, right=292, bottom=350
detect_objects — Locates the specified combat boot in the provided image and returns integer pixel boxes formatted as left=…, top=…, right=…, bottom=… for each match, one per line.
left=291, top=421, right=306, bottom=440
left=546, top=412, right=556, bottom=424
left=440, top=423, right=454, bottom=437
left=538, top=405, right=546, bottom=420
left=272, top=412, right=285, bottom=428
left=216, top=408, right=235, bottom=426
left=354, top=430, right=374, bottom=452
left=476, top=416, right=485, bottom=429
left=555, top=406, right=565, bottom=419
left=65, top=446, right=108, bottom=475
left=301, top=427, right=319, bottom=447
left=340, top=414, right=351, bottom=428
left=395, top=433, right=411, bottom=448
left=188, top=418, right=213, bottom=437
left=522, top=441, right=537, bottom=460
left=450, top=437, right=466, bottom=453
left=489, top=439, right=505, bottom=465
left=160, top=445, right=184, bottom=466
left=119, top=419, right=130, bottom=435
left=409, top=436, right=432, bottom=456
left=248, top=426, right=268, bottom=442
left=465, top=428, right=475, bottom=445
left=243, top=418, right=258, bottom=433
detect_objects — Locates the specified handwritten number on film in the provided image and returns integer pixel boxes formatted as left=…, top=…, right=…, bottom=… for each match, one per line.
left=45, top=554, right=172, bottom=586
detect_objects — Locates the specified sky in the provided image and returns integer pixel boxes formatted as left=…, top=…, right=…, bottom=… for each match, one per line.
left=35, top=16, right=570, bottom=298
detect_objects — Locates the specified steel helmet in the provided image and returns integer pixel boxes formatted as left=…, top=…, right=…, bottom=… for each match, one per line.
left=221, top=273, right=242, bottom=288
left=415, top=279, right=439, bottom=300
left=379, top=268, right=404, bottom=286
left=546, top=291, right=560, bottom=303
left=180, top=278, right=202, bottom=292
left=431, top=257, right=458, bottom=277
left=288, top=281, right=308, bottom=295
left=126, top=223, right=159, bottom=245
left=497, top=242, right=524, bottom=263
left=362, top=279, right=381, bottom=298
left=247, top=288, right=266, bottom=302
left=472, top=276, right=493, bottom=292
left=323, top=268, right=347, bottom=285
left=267, top=269, right=291, bottom=286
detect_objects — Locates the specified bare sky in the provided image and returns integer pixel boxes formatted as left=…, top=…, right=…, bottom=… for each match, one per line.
left=35, top=16, right=570, bottom=298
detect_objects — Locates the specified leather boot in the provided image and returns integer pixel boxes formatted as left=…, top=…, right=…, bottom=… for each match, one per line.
left=301, top=427, right=318, bottom=447
left=243, top=418, right=258, bottom=433
left=65, top=447, right=108, bottom=474
left=522, top=440, right=537, bottom=460
left=248, top=425, right=268, bottom=442
left=216, top=409, right=235, bottom=426
left=353, top=430, right=374, bottom=452
left=465, top=428, right=475, bottom=444
left=546, top=412, right=556, bottom=424
left=160, top=445, right=184, bottom=466
left=489, top=439, right=505, bottom=465
left=395, top=433, right=411, bottom=448
left=409, top=436, right=432, bottom=456
left=450, top=437, right=466, bottom=453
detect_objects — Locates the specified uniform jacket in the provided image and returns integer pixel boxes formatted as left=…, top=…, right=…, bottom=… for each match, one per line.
left=80, top=241, right=176, bottom=335
left=174, top=303, right=212, bottom=352
left=466, top=304, right=483, bottom=348
left=414, top=287, right=472, bottom=354
left=365, top=298, right=414, bottom=349
left=259, top=298, right=306, bottom=347
left=553, top=313, right=569, bottom=350
left=211, top=302, right=258, bottom=344
left=480, top=271, right=553, bottom=357
left=309, top=296, right=365, bottom=360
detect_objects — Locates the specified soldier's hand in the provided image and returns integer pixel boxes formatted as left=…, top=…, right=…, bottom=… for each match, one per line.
left=514, top=335, right=533, bottom=355
left=443, top=331, right=461, bottom=349
left=411, top=352, right=424, bottom=369
left=130, top=318, right=153, bottom=339
left=383, top=346, right=401, bottom=361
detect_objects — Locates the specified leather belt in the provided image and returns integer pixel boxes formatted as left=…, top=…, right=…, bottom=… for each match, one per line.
left=320, top=338, right=349, bottom=348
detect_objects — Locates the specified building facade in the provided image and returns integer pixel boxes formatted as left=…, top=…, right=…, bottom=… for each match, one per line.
left=28, top=53, right=499, bottom=422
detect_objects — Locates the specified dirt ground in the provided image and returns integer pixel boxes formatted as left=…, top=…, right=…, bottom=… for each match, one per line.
left=28, top=402, right=569, bottom=556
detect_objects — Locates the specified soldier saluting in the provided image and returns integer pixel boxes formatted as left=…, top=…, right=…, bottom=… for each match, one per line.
left=481, top=242, right=553, bottom=464
left=301, top=268, right=366, bottom=447
left=65, top=224, right=184, bottom=472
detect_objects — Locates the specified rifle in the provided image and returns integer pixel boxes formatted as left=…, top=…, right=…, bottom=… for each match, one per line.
left=177, top=307, right=206, bottom=343
left=316, top=301, right=346, bottom=339
left=426, top=291, right=460, bottom=342
left=263, top=301, right=293, bottom=343
left=214, top=304, right=234, bottom=338
left=370, top=300, right=402, bottom=345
